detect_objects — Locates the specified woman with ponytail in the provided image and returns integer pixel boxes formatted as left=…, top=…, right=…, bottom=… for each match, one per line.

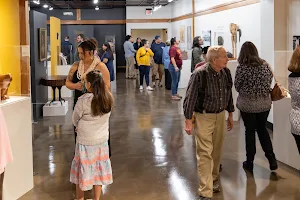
left=70, top=70, right=114, bottom=200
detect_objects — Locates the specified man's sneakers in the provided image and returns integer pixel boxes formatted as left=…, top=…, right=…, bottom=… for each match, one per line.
left=146, top=86, right=154, bottom=91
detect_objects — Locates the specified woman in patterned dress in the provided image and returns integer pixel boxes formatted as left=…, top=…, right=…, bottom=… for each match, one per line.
left=65, top=40, right=111, bottom=152
left=70, top=70, right=113, bottom=200
left=234, top=41, right=278, bottom=172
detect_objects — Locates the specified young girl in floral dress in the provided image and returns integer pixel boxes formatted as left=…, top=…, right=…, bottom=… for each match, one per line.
left=70, top=70, right=113, bottom=200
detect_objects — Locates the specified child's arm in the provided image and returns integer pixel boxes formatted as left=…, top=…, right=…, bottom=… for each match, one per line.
left=72, top=98, right=83, bottom=127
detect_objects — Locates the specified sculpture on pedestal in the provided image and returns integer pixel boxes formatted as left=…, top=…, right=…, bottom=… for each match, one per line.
left=0, top=74, right=13, bottom=101
left=230, top=23, right=239, bottom=59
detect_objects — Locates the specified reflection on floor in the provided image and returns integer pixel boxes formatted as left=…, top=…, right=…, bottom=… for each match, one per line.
left=20, top=74, right=300, bottom=200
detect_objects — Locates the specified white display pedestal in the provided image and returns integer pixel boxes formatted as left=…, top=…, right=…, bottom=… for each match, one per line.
left=43, top=101, right=69, bottom=117
left=179, top=59, right=192, bottom=89
left=47, top=64, right=73, bottom=98
left=273, top=97, right=300, bottom=170
left=226, top=60, right=240, bottom=122
left=0, top=97, right=33, bottom=200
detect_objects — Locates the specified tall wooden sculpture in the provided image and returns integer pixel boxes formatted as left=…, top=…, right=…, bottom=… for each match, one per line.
left=230, top=23, right=239, bottom=59
left=0, top=74, right=13, bottom=101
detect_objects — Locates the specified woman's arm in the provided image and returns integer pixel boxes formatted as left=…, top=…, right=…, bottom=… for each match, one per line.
left=171, top=57, right=177, bottom=68
left=95, top=62, right=111, bottom=90
left=72, top=98, right=83, bottom=127
left=66, top=62, right=81, bottom=91
left=234, top=65, right=243, bottom=92
left=192, top=48, right=203, bottom=65
left=136, top=49, right=141, bottom=66
left=147, top=49, right=154, bottom=57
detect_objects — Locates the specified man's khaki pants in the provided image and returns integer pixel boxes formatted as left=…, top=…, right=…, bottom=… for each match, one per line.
left=126, top=56, right=136, bottom=78
left=194, top=111, right=226, bottom=198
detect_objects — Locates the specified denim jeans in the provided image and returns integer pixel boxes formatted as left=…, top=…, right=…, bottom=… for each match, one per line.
left=168, top=64, right=181, bottom=96
left=139, top=65, right=151, bottom=86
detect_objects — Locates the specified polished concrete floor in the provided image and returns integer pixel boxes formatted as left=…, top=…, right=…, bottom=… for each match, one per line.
left=20, top=74, right=299, bottom=200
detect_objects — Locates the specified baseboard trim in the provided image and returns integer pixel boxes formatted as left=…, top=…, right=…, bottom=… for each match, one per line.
left=266, top=121, right=273, bottom=131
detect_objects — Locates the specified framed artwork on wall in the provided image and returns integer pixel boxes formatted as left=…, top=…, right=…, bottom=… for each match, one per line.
left=180, top=25, right=185, bottom=43
left=187, top=26, right=192, bottom=49
left=39, top=28, right=47, bottom=61
left=202, top=30, right=211, bottom=47
left=293, top=36, right=300, bottom=50
left=214, top=32, right=225, bottom=46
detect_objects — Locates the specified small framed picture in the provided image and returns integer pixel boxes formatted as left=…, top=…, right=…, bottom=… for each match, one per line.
left=39, top=28, right=47, bottom=61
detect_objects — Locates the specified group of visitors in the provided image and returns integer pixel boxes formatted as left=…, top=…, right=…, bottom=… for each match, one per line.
left=123, top=35, right=183, bottom=100
left=2, top=32, right=300, bottom=200
left=184, top=41, right=300, bottom=200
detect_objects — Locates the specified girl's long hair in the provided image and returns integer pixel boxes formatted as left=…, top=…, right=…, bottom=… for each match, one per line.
left=86, top=71, right=114, bottom=116
left=103, top=42, right=114, bottom=60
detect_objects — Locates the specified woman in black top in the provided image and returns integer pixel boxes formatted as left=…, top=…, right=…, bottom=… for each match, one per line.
left=66, top=39, right=111, bottom=146
left=133, top=37, right=142, bottom=69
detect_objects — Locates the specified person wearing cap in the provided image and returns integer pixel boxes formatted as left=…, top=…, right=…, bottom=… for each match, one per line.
left=151, top=35, right=166, bottom=87
left=162, top=40, right=171, bottom=90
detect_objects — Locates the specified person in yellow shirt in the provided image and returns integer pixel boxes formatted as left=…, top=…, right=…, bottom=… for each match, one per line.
left=136, top=39, right=154, bottom=91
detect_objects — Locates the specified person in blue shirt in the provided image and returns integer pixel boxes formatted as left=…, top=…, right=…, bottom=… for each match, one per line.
left=101, top=42, right=115, bottom=82
left=151, top=35, right=166, bottom=87
left=162, top=40, right=171, bottom=90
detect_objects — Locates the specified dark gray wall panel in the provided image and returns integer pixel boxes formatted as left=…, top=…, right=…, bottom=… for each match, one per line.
left=30, top=11, right=48, bottom=121
left=32, top=8, right=77, bottom=20
left=81, top=8, right=126, bottom=20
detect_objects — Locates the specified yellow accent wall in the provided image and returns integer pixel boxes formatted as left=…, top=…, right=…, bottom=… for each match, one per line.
left=50, top=17, right=61, bottom=76
left=0, top=0, right=21, bottom=95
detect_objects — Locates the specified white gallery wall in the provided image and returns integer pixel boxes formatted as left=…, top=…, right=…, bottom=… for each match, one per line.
left=126, top=6, right=172, bottom=39
left=194, top=2, right=261, bottom=56
left=170, top=0, right=192, bottom=50
left=195, top=0, right=242, bottom=11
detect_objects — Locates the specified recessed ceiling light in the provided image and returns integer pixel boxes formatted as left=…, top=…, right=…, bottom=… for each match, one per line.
left=93, top=0, right=99, bottom=4
left=95, top=6, right=99, bottom=10
left=43, top=4, right=49, bottom=8
left=49, top=7, right=53, bottom=10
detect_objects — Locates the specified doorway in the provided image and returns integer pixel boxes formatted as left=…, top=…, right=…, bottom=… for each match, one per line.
left=131, top=29, right=168, bottom=43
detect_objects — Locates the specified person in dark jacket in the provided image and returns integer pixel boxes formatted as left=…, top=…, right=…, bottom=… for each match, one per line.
left=151, top=35, right=166, bottom=87
left=61, top=36, right=74, bottom=64
left=191, top=36, right=204, bottom=72
left=133, top=37, right=142, bottom=69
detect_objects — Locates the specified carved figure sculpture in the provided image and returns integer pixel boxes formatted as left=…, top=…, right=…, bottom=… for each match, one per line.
left=0, top=74, right=13, bottom=101
left=230, top=23, right=239, bottom=59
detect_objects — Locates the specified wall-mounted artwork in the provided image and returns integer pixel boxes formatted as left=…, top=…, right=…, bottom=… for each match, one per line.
left=214, top=32, right=225, bottom=46
left=39, top=28, right=47, bottom=61
left=293, top=36, right=300, bottom=50
left=202, top=30, right=211, bottom=47
left=105, top=35, right=116, bottom=53
left=187, top=26, right=192, bottom=49
left=180, top=25, right=185, bottom=43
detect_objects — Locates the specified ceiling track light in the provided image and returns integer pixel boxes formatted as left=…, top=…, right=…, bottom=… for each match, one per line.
left=95, top=6, right=99, bottom=10
left=93, top=0, right=99, bottom=4
left=33, top=0, right=40, bottom=4
left=168, top=0, right=174, bottom=2
left=43, top=4, right=49, bottom=8
left=49, top=7, right=53, bottom=10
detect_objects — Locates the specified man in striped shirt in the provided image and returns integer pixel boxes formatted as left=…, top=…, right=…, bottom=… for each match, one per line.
left=183, top=46, right=234, bottom=200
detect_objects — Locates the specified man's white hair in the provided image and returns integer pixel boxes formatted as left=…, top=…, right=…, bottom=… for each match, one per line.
left=206, top=46, right=226, bottom=63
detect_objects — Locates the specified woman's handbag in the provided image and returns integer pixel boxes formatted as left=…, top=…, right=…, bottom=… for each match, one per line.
left=268, top=65, right=288, bottom=101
